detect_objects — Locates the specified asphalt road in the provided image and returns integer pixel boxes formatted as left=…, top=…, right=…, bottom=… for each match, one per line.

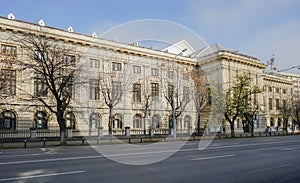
left=1, top=135, right=300, bottom=183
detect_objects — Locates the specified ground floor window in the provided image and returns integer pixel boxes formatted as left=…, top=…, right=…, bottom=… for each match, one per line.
left=113, top=113, right=123, bottom=129
left=152, top=114, right=160, bottom=128
left=184, top=115, right=191, bottom=128
left=65, top=112, right=76, bottom=129
left=90, top=112, right=101, bottom=129
left=34, top=111, right=48, bottom=129
left=133, top=114, right=142, bottom=128
left=0, top=110, right=16, bottom=130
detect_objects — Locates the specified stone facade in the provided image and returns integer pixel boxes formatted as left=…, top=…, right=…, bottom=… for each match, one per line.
left=0, top=16, right=299, bottom=134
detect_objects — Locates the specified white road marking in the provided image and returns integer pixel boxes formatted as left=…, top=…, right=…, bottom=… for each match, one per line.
left=206, top=140, right=300, bottom=150
left=0, top=153, right=41, bottom=159
left=191, top=154, right=235, bottom=161
left=246, top=164, right=291, bottom=174
left=0, top=170, right=86, bottom=182
left=0, top=155, right=102, bottom=165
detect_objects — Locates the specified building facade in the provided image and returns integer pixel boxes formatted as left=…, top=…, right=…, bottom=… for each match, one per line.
left=0, top=15, right=299, bottom=135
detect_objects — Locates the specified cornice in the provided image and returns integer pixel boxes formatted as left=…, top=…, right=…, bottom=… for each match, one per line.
left=0, top=16, right=197, bottom=66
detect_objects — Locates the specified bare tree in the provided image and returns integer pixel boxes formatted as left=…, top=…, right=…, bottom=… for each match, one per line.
left=0, top=44, right=16, bottom=100
left=99, top=62, right=132, bottom=135
left=15, top=34, right=80, bottom=145
left=161, top=63, right=191, bottom=131
left=189, top=64, right=210, bottom=134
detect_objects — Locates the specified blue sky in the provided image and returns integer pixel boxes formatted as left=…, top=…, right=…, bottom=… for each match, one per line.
left=1, top=0, right=300, bottom=71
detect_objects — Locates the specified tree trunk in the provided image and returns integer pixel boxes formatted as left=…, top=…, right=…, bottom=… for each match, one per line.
left=57, top=108, right=67, bottom=145
left=230, top=122, right=235, bottom=138
left=251, top=122, right=254, bottom=137
left=197, top=112, right=201, bottom=134
left=108, top=106, right=113, bottom=135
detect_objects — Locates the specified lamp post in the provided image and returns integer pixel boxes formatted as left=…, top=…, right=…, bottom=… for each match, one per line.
left=173, top=48, right=187, bottom=141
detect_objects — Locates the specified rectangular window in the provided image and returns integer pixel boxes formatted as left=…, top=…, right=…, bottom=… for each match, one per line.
left=62, top=76, right=73, bottom=98
left=168, top=71, right=174, bottom=79
left=151, top=82, right=159, bottom=101
left=151, top=68, right=159, bottom=76
left=89, top=79, right=100, bottom=100
left=34, top=73, right=47, bottom=97
left=112, top=81, right=122, bottom=101
left=283, top=89, right=286, bottom=94
left=133, top=83, right=141, bottom=103
left=183, top=73, right=189, bottom=80
left=276, top=99, right=280, bottom=111
left=168, top=84, right=174, bottom=99
left=276, top=88, right=280, bottom=93
left=64, top=55, right=76, bottom=66
left=0, top=70, right=16, bottom=96
left=112, top=62, right=122, bottom=71
left=90, top=59, right=100, bottom=68
left=183, top=87, right=190, bottom=102
left=1, top=44, right=17, bottom=57
left=133, top=65, right=141, bottom=74
left=269, top=98, right=273, bottom=111
left=269, top=87, right=272, bottom=93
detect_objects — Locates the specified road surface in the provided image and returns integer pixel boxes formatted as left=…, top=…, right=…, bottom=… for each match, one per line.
left=1, top=135, right=300, bottom=182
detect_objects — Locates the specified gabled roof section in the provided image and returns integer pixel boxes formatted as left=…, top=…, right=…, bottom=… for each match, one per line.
left=161, top=40, right=195, bottom=57
left=195, top=44, right=234, bottom=58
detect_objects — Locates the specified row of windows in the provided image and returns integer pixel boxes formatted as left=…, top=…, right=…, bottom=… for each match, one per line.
left=1, top=44, right=17, bottom=57
left=0, top=110, right=192, bottom=130
left=268, top=86, right=287, bottom=94
left=268, top=98, right=287, bottom=111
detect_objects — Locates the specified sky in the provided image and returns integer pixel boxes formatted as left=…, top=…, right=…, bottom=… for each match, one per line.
left=1, top=0, right=300, bottom=72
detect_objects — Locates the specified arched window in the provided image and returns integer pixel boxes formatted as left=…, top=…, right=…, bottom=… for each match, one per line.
left=133, top=114, right=142, bottom=129
left=270, top=117, right=275, bottom=127
left=65, top=112, right=76, bottom=129
left=113, top=113, right=123, bottom=129
left=277, top=118, right=282, bottom=127
left=34, top=111, right=48, bottom=129
left=168, top=115, right=173, bottom=129
left=90, top=112, right=101, bottom=129
left=0, top=110, right=16, bottom=130
left=152, top=114, right=160, bottom=128
left=184, top=115, right=191, bottom=128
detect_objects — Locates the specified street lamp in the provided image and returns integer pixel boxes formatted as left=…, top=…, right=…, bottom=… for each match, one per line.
left=173, top=48, right=187, bottom=141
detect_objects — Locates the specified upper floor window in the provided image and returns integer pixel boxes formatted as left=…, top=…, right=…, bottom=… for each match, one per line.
left=183, top=73, right=189, bottom=80
left=268, top=87, right=272, bottom=93
left=168, top=71, right=174, bottom=79
left=151, top=82, right=159, bottom=101
left=0, top=69, right=16, bottom=96
left=133, top=83, right=141, bottom=103
left=276, top=88, right=280, bottom=93
left=112, top=81, right=122, bottom=101
left=269, top=98, right=273, bottom=111
left=283, top=89, right=286, bottom=94
left=90, top=59, right=100, bottom=68
left=89, top=79, right=100, bottom=100
left=133, top=65, right=141, bottom=74
left=64, top=55, right=76, bottom=66
left=151, top=68, right=159, bottom=76
left=183, top=86, right=190, bottom=102
left=1, top=44, right=17, bottom=57
left=34, top=72, right=48, bottom=97
left=112, top=62, right=122, bottom=71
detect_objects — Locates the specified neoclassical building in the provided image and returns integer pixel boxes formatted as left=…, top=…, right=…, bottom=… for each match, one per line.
left=0, top=15, right=299, bottom=134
